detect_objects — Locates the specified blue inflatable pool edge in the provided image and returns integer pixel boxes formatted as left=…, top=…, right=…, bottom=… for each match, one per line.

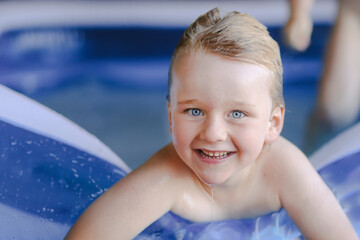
left=1, top=84, right=360, bottom=239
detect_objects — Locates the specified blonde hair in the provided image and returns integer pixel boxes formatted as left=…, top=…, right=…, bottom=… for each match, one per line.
left=167, top=8, right=284, bottom=108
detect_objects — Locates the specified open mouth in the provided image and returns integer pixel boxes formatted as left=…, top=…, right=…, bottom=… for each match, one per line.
left=198, top=149, right=232, bottom=159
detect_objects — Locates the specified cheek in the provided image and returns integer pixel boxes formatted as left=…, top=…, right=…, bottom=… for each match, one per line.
left=171, top=119, right=198, bottom=167
left=171, top=117, right=194, bottom=148
left=232, top=124, right=268, bottom=154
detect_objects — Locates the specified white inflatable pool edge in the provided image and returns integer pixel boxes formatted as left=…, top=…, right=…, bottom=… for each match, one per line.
left=0, top=84, right=131, bottom=173
left=310, top=122, right=360, bottom=170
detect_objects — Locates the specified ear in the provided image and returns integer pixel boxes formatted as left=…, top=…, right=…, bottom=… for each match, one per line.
left=265, top=106, right=285, bottom=144
left=168, top=102, right=173, bottom=135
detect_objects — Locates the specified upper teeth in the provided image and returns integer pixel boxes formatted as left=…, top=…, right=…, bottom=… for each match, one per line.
left=201, top=150, right=230, bottom=158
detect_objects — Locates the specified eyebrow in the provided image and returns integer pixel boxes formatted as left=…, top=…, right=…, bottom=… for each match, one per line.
left=177, top=99, right=257, bottom=109
left=177, top=99, right=198, bottom=105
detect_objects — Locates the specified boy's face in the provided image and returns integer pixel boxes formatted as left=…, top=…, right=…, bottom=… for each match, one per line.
left=168, top=51, right=281, bottom=186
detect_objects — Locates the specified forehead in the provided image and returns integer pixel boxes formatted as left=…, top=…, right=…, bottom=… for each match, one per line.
left=171, top=51, right=273, bottom=99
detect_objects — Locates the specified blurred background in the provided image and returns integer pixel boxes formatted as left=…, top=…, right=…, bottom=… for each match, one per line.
left=0, top=0, right=338, bottom=170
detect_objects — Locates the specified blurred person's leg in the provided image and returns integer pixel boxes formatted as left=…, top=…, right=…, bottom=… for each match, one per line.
left=283, top=0, right=314, bottom=51
left=305, top=0, right=360, bottom=154
left=318, top=0, right=360, bottom=128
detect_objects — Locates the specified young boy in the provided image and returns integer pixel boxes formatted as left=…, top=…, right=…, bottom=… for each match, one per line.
left=66, top=8, right=357, bottom=239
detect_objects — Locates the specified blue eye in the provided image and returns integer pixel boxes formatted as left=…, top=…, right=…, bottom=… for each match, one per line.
left=231, top=110, right=244, bottom=119
left=187, top=108, right=203, bottom=116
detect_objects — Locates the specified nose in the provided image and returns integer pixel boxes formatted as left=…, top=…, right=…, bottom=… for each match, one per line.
left=199, top=115, right=227, bottom=143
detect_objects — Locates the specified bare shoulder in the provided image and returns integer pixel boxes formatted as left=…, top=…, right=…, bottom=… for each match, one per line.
left=118, top=143, right=193, bottom=202
left=262, top=136, right=311, bottom=185
left=257, top=136, right=311, bottom=209
left=263, top=136, right=328, bottom=199
left=263, top=137, right=358, bottom=239
left=133, top=143, right=193, bottom=182
left=267, top=136, right=307, bottom=163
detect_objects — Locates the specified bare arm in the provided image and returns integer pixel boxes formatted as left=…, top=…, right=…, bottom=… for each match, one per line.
left=284, top=0, right=314, bottom=51
left=65, top=146, right=180, bottom=239
left=278, top=147, right=358, bottom=239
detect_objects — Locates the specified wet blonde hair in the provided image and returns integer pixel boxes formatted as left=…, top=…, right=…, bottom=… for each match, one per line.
left=167, top=8, right=284, bottom=108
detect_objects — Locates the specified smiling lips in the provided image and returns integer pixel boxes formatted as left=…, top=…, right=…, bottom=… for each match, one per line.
left=198, top=149, right=232, bottom=160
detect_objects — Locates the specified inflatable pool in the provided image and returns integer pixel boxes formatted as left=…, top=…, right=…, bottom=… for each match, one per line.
left=1, top=84, right=360, bottom=239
